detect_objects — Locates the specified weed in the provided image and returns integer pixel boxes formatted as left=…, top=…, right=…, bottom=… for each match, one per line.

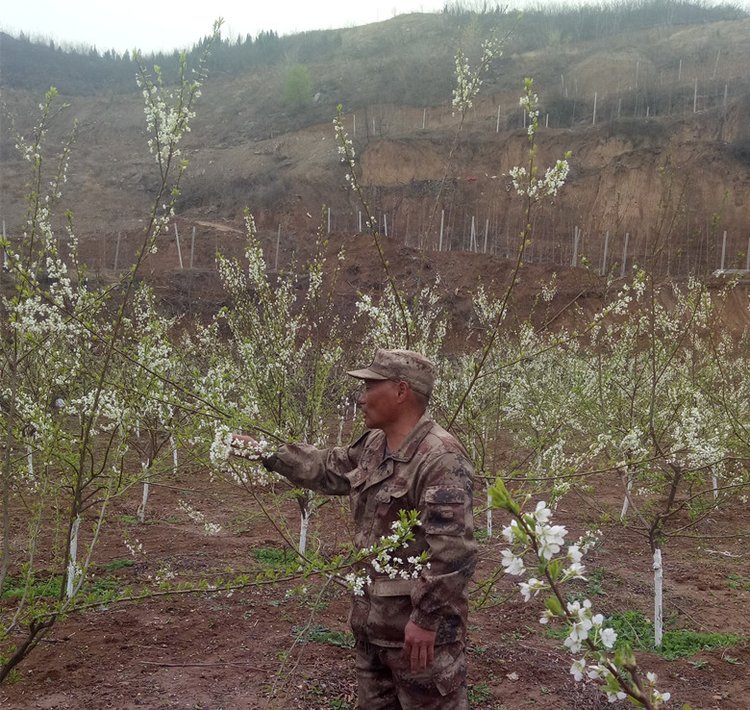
left=474, top=527, right=490, bottom=542
left=1, top=575, right=62, bottom=601
left=585, top=567, right=607, bottom=597
left=293, top=624, right=355, bottom=649
left=605, top=611, right=741, bottom=660
left=727, top=574, right=750, bottom=591
left=101, top=559, right=135, bottom=572
left=251, top=547, right=298, bottom=569
left=118, top=514, right=140, bottom=525
left=468, top=682, right=493, bottom=704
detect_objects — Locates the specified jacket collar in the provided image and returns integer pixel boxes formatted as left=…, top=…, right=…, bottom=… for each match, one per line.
left=385, top=413, right=434, bottom=464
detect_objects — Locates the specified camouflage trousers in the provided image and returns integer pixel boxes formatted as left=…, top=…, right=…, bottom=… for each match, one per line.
left=354, top=639, right=468, bottom=710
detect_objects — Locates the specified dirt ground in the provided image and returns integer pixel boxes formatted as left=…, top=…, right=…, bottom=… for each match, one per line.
left=2, top=460, right=748, bottom=710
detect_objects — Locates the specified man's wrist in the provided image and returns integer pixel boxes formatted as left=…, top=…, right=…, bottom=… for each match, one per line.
left=261, top=453, right=278, bottom=471
left=409, top=609, right=439, bottom=631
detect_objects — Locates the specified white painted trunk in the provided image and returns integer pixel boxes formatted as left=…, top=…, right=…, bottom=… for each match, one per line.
left=137, top=460, right=150, bottom=523
left=712, top=471, right=719, bottom=500
left=486, top=485, right=493, bottom=539
left=171, top=435, right=178, bottom=476
left=653, top=548, right=663, bottom=648
left=299, top=506, right=311, bottom=555
left=26, top=444, right=33, bottom=480
left=620, top=478, right=633, bottom=520
left=66, top=515, right=81, bottom=599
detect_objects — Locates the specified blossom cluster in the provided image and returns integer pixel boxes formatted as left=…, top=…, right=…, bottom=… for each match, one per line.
left=177, top=499, right=222, bottom=536
left=491, top=481, right=671, bottom=708
left=344, top=513, right=427, bottom=596
left=508, top=158, right=570, bottom=201
left=451, top=38, right=502, bottom=113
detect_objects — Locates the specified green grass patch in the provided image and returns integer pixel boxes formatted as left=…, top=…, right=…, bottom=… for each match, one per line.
left=549, top=609, right=741, bottom=660
left=1, top=574, right=62, bottom=601
left=100, top=559, right=135, bottom=572
left=467, top=682, right=493, bottom=704
left=251, top=546, right=298, bottom=569
left=727, top=574, right=750, bottom=591
left=293, top=623, right=355, bottom=648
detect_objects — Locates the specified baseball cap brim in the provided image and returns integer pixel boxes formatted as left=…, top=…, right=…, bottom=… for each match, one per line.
left=346, top=367, right=389, bottom=381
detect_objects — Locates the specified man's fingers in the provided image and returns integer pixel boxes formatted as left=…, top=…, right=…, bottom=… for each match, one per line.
left=410, top=641, right=420, bottom=672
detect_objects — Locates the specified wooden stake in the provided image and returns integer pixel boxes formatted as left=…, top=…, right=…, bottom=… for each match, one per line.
left=114, top=232, right=121, bottom=271
left=174, top=223, right=183, bottom=269
left=621, top=232, right=630, bottom=277
left=601, top=231, right=609, bottom=276
left=275, top=224, right=281, bottom=271
left=190, top=226, right=196, bottom=269
left=693, top=78, right=698, bottom=113
left=439, top=209, right=444, bottom=252
left=592, top=92, right=597, bottom=125
left=496, top=105, right=501, bottom=133
left=720, top=230, right=727, bottom=270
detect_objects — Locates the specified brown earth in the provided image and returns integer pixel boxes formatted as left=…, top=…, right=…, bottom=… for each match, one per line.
left=1, top=464, right=748, bottom=710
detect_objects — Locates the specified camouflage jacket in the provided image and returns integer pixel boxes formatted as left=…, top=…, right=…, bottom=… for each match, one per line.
left=266, top=413, right=477, bottom=648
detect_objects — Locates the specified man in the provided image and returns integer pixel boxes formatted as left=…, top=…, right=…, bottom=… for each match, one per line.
left=233, top=348, right=476, bottom=709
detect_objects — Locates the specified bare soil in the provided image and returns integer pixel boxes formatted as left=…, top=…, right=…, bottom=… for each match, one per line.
left=2, top=463, right=748, bottom=710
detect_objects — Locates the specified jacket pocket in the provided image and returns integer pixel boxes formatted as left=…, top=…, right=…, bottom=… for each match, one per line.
left=423, top=486, right=467, bottom=536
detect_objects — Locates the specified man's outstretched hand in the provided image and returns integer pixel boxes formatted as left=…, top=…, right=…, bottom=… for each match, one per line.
left=229, top=434, right=263, bottom=459
left=403, top=620, right=436, bottom=673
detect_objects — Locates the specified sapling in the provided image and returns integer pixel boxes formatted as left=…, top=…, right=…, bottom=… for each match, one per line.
left=0, top=23, right=221, bottom=682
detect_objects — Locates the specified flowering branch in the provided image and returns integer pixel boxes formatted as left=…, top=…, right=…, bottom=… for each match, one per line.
left=490, top=479, right=673, bottom=709
left=333, top=106, right=412, bottom=348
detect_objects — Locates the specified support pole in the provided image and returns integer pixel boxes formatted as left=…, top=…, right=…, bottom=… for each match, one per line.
left=327, top=207, right=331, bottom=235
left=275, top=224, right=281, bottom=271
left=621, top=233, right=630, bottom=277
left=601, top=231, right=610, bottom=276
left=496, top=105, right=501, bottom=133
left=114, top=232, right=121, bottom=271
left=174, top=223, right=184, bottom=269
left=693, top=78, right=698, bottom=113
left=439, top=210, right=445, bottom=252
left=720, top=230, right=727, bottom=270
left=190, top=226, right=196, bottom=269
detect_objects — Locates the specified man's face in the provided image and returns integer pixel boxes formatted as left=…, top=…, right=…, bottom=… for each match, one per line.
left=357, top=379, right=401, bottom=430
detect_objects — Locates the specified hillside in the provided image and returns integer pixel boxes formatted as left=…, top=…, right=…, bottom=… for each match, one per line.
left=1, top=3, right=750, bottom=284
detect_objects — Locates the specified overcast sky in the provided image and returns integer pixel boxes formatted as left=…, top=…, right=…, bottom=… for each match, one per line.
left=4, top=0, right=746, bottom=55
left=2, top=0, right=461, bottom=54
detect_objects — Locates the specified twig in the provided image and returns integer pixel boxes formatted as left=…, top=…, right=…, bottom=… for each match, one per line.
left=140, top=660, right=266, bottom=670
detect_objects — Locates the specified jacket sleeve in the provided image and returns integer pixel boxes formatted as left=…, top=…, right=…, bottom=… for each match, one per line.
left=409, top=451, right=477, bottom=632
left=263, top=431, right=369, bottom=496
